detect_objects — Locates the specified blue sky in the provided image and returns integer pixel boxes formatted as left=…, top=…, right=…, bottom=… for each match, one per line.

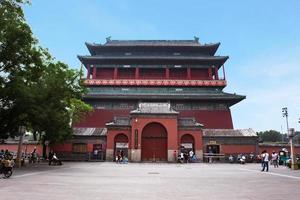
left=23, top=0, right=300, bottom=132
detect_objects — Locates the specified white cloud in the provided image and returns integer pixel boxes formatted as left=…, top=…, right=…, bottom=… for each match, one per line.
left=231, top=47, right=300, bottom=132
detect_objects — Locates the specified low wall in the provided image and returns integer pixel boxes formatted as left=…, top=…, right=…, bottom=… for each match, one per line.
left=0, top=143, right=43, bottom=155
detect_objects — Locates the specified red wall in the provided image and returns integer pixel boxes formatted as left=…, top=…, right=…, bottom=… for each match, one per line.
left=131, top=117, right=178, bottom=150
left=169, top=68, right=187, bottom=79
left=140, top=69, right=165, bottom=79
left=106, top=130, right=131, bottom=149
left=118, top=68, right=135, bottom=79
left=259, top=145, right=300, bottom=155
left=178, top=130, right=203, bottom=150
left=75, top=109, right=233, bottom=129
left=191, top=69, right=209, bottom=80
left=0, top=144, right=43, bottom=155
left=96, top=68, right=114, bottom=79
left=179, top=110, right=233, bottom=129
left=52, top=143, right=73, bottom=152
left=221, top=145, right=256, bottom=154
left=75, top=109, right=131, bottom=127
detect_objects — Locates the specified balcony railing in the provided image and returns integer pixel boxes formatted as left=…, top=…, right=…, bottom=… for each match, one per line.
left=83, top=79, right=227, bottom=87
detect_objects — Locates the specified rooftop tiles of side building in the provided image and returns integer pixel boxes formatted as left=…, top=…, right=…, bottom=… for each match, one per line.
left=202, top=128, right=257, bottom=137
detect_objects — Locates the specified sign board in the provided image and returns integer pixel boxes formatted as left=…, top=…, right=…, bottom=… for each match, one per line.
left=181, top=143, right=193, bottom=149
left=134, top=129, right=138, bottom=149
left=116, top=142, right=128, bottom=148
left=209, top=141, right=217, bottom=145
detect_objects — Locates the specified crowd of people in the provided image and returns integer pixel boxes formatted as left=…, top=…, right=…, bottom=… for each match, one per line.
left=177, top=150, right=197, bottom=163
left=259, top=150, right=279, bottom=172
left=115, top=150, right=128, bottom=164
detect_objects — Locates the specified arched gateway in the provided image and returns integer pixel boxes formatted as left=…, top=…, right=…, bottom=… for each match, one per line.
left=141, top=122, right=167, bottom=161
left=180, top=134, right=195, bottom=154
left=114, top=133, right=129, bottom=159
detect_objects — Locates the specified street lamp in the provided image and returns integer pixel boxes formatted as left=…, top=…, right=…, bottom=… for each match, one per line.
left=287, top=128, right=298, bottom=170
left=282, top=107, right=289, bottom=135
left=16, top=126, right=26, bottom=168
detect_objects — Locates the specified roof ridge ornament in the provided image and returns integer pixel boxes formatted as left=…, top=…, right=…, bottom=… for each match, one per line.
left=194, top=36, right=199, bottom=43
left=106, top=36, right=112, bottom=43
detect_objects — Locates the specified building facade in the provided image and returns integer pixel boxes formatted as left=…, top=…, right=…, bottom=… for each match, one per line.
left=53, top=38, right=258, bottom=162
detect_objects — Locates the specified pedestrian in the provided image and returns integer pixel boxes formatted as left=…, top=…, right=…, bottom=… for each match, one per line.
left=180, top=152, right=184, bottom=163
left=48, top=150, right=54, bottom=165
left=271, top=151, right=279, bottom=168
left=189, top=150, right=194, bottom=162
left=261, top=150, right=269, bottom=172
left=173, top=150, right=177, bottom=162
left=30, top=147, right=37, bottom=163
left=0, top=149, right=4, bottom=159
left=120, top=150, right=124, bottom=162
left=260, top=151, right=265, bottom=168
left=208, top=147, right=213, bottom=163
left=184, top=152, right=189, bottom=163
left=117, top=150, right=122, bottom=163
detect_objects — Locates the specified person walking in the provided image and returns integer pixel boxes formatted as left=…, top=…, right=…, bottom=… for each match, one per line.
left=271, top=151, right=279, bottom=168
left=261, top=150, right=269, bottom=172
left=48, top=150, right=54, bottom=166
left=189, top=150, right=194, bottom=162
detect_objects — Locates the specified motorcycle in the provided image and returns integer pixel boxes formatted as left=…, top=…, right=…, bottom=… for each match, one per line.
left=0, top=159, right=14, bottom=178
left=50, top=154, right=62, bottom=166
left=228, top=155, right=234, bottom=163
left=239, top=155, right=246, bottom=164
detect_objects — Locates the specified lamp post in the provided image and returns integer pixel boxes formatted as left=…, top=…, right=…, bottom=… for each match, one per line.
left=288, top=128, right=298, bottom=170
left=282, top=107, right=289, bottom=136
left=16, top=126, right=26, bottom=168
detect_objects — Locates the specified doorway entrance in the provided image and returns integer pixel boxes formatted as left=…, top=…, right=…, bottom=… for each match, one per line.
left=114, top=134, right=129, bottom=160
left=180, top=134, right=195, bottom=154
left=141, top=122, right=167, bottom=162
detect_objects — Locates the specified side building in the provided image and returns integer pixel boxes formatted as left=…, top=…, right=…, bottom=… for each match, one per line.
left=53, top=38, right=258, bottom=162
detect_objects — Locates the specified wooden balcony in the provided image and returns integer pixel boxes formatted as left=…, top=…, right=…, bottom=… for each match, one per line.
left=83, top=79, right=227, bottom=87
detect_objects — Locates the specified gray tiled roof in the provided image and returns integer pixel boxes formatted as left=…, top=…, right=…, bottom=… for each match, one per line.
left=106, top=116, right=131, bottom=126
left=105, top=40, right=201, bottom=46
left=203, top=129, right=257, bottom=137
left=131, top=102, right=178, bottom=114
left=178, top=118, right=203, bottom=127
left=73, top=127, right=107, bottom=136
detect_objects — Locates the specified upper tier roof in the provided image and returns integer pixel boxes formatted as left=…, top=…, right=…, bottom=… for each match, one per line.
left=85, top=39, right=221, bottom=56
left=78, top=55, right=228, bottom=68
left=104, top=39, right=202, bottom=46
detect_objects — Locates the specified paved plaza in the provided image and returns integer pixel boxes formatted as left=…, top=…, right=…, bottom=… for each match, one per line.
left=1, top=162, right=300, bottom=200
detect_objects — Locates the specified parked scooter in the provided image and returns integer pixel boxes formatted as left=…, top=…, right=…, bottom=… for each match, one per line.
left=228, top=155, right=234, bottom=163
left=0, top=157, right=14, bottom=178
left=239, top=155, right=246, bottom=164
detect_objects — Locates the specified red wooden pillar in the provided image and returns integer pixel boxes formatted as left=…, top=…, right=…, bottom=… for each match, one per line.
left=92, top=66, right=97, bottom=79
left=222, top=65, right=226, bottom=80
left=187, top=67, right=191, bottom=80
left=215, top=68, right=219, bottom=80
left=208, top=68, right=212, bottom=80
left=86, top=65, right=91, bottom=79
left=135, top=67, right=139, bottom=79
left=165, top=68, right=170, bottom=79
left=113, top=67, right=118, bottom=79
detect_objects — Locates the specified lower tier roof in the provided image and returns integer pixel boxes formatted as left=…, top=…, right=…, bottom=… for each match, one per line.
left=83, top=87, right=245, bottom=106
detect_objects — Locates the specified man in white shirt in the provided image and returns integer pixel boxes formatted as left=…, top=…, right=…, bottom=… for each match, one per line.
left=271, top=151, right=279, bottom=168
left=261, top=150, right=269, bottom=172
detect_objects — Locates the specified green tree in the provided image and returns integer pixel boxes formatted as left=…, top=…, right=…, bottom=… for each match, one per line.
left=0, top=0, right=92, bottom=143
left=257, top=130, right=282, bottom=142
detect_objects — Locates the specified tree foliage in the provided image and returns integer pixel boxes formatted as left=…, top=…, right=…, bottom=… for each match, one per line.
left=0, top=0, right=92, bottom=143
left=257, top=130, right=283, bottom=142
